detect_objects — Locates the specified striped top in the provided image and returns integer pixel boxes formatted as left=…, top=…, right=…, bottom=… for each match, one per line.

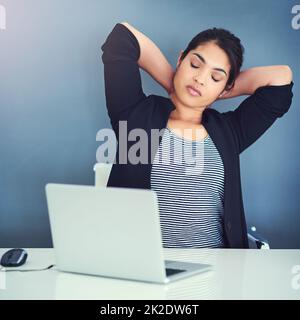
left=150, top=127, right=225, bottom=248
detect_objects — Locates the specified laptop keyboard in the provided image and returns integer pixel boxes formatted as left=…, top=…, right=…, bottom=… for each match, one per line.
left=165, top=267, right=185, bottom=277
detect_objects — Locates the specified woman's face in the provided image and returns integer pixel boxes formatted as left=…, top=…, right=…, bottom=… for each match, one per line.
left=172, top=41, right=231, bottom=108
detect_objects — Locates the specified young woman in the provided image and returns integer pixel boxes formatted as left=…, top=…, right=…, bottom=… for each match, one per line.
left=101, top=22, right=294, bottom=249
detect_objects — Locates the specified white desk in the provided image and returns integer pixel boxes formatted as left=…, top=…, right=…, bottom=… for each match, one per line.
left=0, top=248, right=299, bottom=300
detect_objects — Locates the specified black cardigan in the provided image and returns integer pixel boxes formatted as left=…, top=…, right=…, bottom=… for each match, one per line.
left=101, top=23, right=294, bottom=248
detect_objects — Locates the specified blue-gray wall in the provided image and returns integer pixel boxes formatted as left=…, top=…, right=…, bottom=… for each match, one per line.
left=0, top=0, right=299, bottom=248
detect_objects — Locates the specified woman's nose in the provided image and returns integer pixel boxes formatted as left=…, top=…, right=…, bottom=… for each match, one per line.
left=194, top=69, right=209, bottom=86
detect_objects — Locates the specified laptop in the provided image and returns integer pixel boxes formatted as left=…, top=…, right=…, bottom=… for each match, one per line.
left=45, top=183, right=212, bottom=284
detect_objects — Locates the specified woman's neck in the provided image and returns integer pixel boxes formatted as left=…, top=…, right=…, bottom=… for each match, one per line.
left=169, top=92, right=206, bottom=124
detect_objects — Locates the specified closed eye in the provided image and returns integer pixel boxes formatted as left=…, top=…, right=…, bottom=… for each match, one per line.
left=190, top=63, right=221, bottom=82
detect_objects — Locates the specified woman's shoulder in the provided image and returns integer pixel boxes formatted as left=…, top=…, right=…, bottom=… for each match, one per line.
left=148, top=94, right=175, bottom=111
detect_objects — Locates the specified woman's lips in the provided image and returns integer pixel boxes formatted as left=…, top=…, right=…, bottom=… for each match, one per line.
left=187, top=85, right=201, bottom=97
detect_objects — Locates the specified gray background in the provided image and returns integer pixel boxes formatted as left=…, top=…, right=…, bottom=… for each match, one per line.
left=0, top=0, right=299, bottom=248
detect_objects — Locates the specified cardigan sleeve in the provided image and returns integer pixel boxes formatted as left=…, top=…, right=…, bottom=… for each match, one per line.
left=101, top=23, right=147, bottom=124
left=222, top=81, right=294, bottom=154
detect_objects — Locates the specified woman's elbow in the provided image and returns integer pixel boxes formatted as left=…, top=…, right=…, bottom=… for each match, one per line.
left=281, top=65, right=293, bottom=84
left=269, top=65, right=293, bottom=86
left=286, top=65, right=293, bottom=82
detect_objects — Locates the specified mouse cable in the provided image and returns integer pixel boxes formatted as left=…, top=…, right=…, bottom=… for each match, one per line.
left=0, top=264, right=56, bottom=272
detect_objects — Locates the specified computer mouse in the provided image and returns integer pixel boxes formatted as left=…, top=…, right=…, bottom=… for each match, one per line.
left=0, top=248, right=28, bottom=267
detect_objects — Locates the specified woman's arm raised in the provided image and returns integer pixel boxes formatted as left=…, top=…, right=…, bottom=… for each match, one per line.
left=121, top=22, right=175, bottom=94
left=219, top=65, right=293, bottom=99
left=221, top=66, right=294, bottom=154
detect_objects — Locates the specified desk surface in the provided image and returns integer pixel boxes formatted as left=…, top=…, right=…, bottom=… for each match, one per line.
left=0, top=248, right=299, bottom=300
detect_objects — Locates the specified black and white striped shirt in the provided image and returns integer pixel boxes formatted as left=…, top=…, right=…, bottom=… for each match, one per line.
left=150, top=127, right=225, bottom=248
